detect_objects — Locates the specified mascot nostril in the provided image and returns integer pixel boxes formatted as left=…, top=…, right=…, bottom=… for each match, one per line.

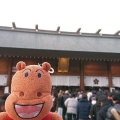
left=19, top=92, right=24, bottom=97
left=0, top=61, right=63, bottom=120
left=37, top=92, right=42, bottom=97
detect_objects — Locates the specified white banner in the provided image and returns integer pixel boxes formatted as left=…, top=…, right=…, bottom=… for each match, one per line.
left=0, top=74, right=8, bottom=86
left=84, top=76, right=108, bottom=87
left=4, top=86, right=9, bottom=93
left=51, top=75, right=80, bottom=86
left=12, top=67, right=17, bottom=73
left=112, top=77, right=120, bottom=87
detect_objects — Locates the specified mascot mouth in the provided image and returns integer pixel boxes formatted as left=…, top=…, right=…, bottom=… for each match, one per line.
left=14, top=103, right=44, bottom=119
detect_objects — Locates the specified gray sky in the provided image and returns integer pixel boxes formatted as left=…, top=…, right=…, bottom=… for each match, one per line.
left=0, top=0, right=120, bottom=34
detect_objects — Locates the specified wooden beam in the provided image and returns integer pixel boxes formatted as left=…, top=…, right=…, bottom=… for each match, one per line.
left=56, top=26, right=60, bottom=32
left=114, top=30, right=120, bottom=35
left=35, top=24, right=38, bottom=31
left=12, top=22, right=16, bottom=29
left=7, top=57, right=13, bottom=92
left=80, top=60, right=84, bottom=90
left=76, top=28, right=81, bottom=33
left=95, top=29, right=102, bottom=34
left=106, top=61, right=113, bottom=90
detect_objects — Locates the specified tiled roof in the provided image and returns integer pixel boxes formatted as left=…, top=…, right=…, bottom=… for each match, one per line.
left=0, top=26, right=120, bottom=59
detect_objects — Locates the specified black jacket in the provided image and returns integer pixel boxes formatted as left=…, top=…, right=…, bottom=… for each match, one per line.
left=77, top=99, right=91, bottom=119
left=89, top=101, right=101, bottom=120
left=58, top=95, right=64, bottom=107
left=106, top=101, right=120, bottom=120
left=97, top=101, right=111, bottom=120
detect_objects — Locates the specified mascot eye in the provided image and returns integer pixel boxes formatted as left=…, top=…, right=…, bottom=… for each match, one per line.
left=37, top=92, right=42, bottom=97
left=25, top=72, right=29, bottom=77
left=38, top=73, right=41, bottom=78
left=19, top=92, right=24, bottom=97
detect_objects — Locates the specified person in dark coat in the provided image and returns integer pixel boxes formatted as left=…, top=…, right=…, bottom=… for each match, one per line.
left=106, top=93, right=120, bottom=120
left=89, top=97, right=101, bottom=120
left=57, top=90, right=64, bottom=117
left=97, top=94, right=112, bottom=120
left=63, top=90, right=70, bottom=120
left=50, top=93, right=58, bottom=112
left=96, top=88, right=103, bottom=100
left=77, top=92, right=91, bottom=120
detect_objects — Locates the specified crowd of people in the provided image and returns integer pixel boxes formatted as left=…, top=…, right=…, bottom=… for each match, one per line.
left=51, top=88, right=120, bottom=120
left=0, top=88, right=120, bottom=120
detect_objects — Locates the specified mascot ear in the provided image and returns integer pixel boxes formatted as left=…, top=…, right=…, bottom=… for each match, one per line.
left=42, top=62, right=51, bottom=72
left=16, top=61, right=26, bottom=71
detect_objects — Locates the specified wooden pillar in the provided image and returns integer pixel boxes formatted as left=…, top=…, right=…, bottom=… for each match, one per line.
left=106, top=61, right=113, bottom=90
left=80, top=60, right=84, bottom=90
left=7, top=58, right=13, bottom=93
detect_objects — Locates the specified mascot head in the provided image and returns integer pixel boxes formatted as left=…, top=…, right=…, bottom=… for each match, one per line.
left=5, top=61, right=52, bottom=120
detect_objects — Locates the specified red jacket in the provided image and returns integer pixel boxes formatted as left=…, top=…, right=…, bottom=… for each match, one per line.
left=6, top=112, right=52, bottom=120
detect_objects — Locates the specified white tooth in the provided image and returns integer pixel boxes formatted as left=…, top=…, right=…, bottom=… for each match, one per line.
left=15, top=105, right=21, bottom=108
left=37, top=104, right=42, bottom=107
left=19, top=113, right=23, bottom=118
left=34, top=112, right=39, bottom=117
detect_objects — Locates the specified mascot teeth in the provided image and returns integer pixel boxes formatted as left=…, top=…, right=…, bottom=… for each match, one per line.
left=15, top=103, right=44, bottom=119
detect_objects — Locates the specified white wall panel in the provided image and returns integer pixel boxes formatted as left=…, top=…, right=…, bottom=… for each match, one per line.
left=51, top=75, right=80, bottom=86
left=112, top=77, right=120, bottom=87
left=0, top=74, right=8, bottom=86
left=4, top=86, right=9, bottom=93
left=84, top=76, right=108, bottom=87
left=69, top=76, right=80, bottom=86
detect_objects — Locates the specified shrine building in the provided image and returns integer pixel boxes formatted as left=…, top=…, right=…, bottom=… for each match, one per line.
left=0, top=23, right=120, bottom=93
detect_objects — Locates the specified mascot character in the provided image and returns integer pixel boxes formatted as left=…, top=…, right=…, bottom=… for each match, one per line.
left=0, top=61, right=62, bottom=120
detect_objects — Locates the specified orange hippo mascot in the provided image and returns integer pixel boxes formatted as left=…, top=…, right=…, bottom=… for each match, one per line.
left=0, top=61, right=62, bottom=120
